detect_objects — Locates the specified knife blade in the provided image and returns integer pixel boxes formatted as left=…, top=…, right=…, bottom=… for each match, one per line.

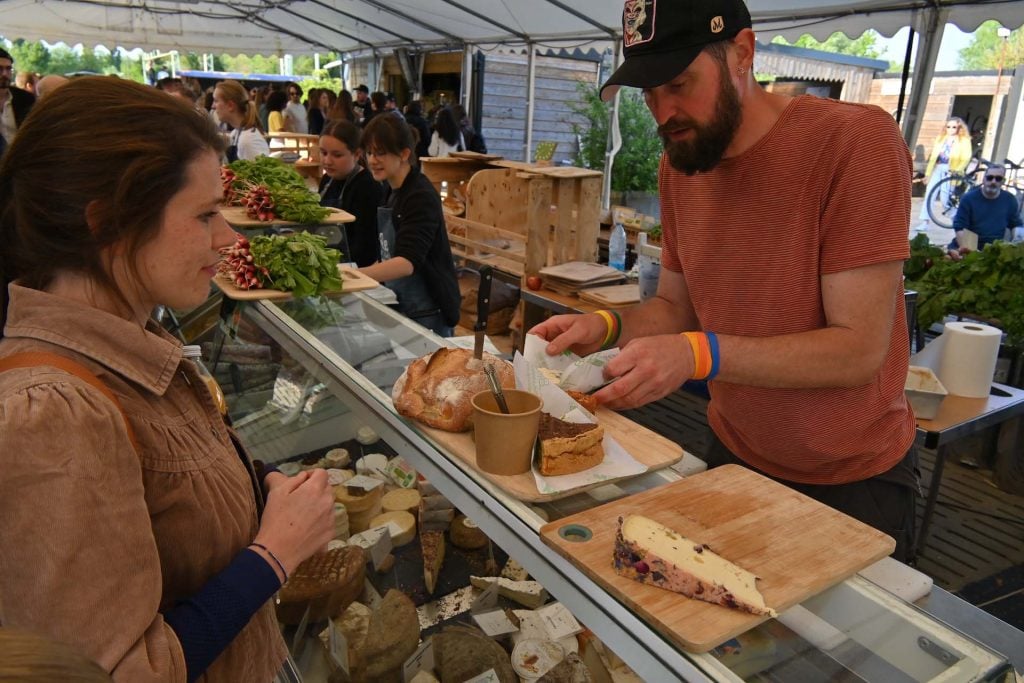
left=474, top=265, right=493, bottom=360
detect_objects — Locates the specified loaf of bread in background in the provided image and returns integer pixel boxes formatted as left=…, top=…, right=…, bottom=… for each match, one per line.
left=392, top=347, right=514, bottom=432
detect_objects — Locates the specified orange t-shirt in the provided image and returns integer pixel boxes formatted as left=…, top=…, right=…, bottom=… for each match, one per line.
left=660, top=96, right=916, bottom=485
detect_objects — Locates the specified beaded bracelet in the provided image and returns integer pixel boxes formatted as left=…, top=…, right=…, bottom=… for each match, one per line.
left=250, top=542, right=289, bottom=583
left=681, top=331, right=720, bottom=381
left=595, top=309, right=622, bottom=349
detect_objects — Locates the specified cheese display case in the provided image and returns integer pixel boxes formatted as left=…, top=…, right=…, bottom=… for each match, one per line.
left=209, top=291, right=1019, bottom=683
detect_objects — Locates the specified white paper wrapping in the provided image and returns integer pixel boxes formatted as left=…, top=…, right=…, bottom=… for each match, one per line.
left=909, top=321, right=1001, bottom=398
left=513, top=340, right=645, bottom=495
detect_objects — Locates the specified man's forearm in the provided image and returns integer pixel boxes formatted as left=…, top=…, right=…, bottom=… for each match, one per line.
left=615, top=294, right=697, bottom=344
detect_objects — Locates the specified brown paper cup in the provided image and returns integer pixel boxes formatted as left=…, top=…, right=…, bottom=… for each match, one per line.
left=472, top=390, right=542, bottom=475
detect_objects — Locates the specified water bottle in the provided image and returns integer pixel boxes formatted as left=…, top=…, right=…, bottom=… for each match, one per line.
left=609, top=221, right=627, bottom=272
left=182, top=345, right=227, bottom=416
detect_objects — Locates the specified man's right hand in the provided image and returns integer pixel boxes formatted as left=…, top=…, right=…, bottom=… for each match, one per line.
left=528, top=312, right=609, bottom=358
left=252, top=469, right=335, bottom=581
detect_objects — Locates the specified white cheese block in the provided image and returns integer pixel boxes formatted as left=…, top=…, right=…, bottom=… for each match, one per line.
left=614, top=515, right=776, bottom=617
left=501, top=558, right=529, bottom=582
left=468, top=576, right=548, bottom=609
left=355, top=426, right=379, bottom=445
left=333, top=503, right=350, bottom=541
left=370, top=511, right=417, bottom=546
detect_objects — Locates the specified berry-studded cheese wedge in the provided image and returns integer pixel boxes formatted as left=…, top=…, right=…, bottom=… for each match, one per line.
left=613, top=515, right=776, bottom=617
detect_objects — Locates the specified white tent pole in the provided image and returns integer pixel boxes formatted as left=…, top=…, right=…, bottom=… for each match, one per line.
left=901, top=7, right=948, bottom=152
left=601, top=39, right=624, bottom=213
left=462, top=46, right=473, bottom=112
left=525, top=43, right=537, bottom=163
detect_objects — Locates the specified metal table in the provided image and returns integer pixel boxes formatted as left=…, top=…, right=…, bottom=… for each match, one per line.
left=913, top=382, right=1024, bottom=555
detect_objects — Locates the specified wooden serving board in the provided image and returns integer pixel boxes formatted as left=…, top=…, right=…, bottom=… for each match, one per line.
left=415, top=407, right=683, bottom=503
left=578, top=284, right=640, bottom=307
left=539, top=261, right=621, bottom=284
left=213, top=266, right=378, bottom=301
left=220, top=205, right=355, bottom=227
left=539, top=465, right=896, bottom=653
left=449, top=150, right=504, bottom=162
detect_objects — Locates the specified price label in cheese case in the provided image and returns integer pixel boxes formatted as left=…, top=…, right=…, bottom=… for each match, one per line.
left=326, top=617, right=350, bottom=675
left=401, top=639, right=436, bottom=682
left=472, top=609, right=519, bottom=637
left=471, top=579, right=500, bottom=613
left=345, top=474, right=384, bottom=492
left=291, top=603, right=312, bottom=659
left=536, top=602, right=584, bottom=641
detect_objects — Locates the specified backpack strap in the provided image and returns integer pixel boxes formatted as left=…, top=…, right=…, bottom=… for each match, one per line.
left=0, top=351, right=139, bottom=453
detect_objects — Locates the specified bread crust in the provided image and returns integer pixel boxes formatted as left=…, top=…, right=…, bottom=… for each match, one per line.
left=392, top=347, right=514, bottom=432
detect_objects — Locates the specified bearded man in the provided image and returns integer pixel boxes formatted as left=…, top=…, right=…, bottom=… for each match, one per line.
left=530, top=0, right=919, bottom=561
left=0, top=48, right=36, bottom=150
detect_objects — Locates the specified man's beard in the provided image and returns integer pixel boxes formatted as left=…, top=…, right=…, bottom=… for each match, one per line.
left=659, top=65, right=742, bottom=176
left=981, top=184, right=1001, bottom=199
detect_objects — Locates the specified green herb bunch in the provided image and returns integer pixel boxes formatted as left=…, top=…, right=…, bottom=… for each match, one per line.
left=249, top=233, right=343, bottom=299
left=906, top=237, right=1024, bottom=347
left=222, top=157, right=330, bottom=224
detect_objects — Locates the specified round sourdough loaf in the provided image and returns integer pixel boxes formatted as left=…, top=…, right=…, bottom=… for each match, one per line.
left=392, top=347, right=514, bottom=432
left=275, top=545, right=366, bottom=624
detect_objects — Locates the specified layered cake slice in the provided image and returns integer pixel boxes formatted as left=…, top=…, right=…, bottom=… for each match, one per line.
left=613, top=515, right=776, bottom=617
left=538, top=413, right=605, bottom=476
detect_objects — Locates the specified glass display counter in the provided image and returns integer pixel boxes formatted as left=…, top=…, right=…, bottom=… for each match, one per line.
left=209, top=291, right=1018, bottom=682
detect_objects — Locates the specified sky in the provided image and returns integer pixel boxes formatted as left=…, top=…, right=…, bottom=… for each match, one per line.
left=875, top=24, right=974, bottom=71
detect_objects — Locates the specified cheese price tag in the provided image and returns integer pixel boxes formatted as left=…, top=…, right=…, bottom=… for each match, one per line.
left=326, top=617, right=350, bottom=676
left=471, top=609, right=519, bottom=637
left=345, top=474, right=384, bottom=492
left=463, top=670, right=501, bottom=683
left=369, top=525, right=394, bottom=569
left=361, top=578, right=383, bottom=610
left=536, top=602, right=584, bottom=640
left=470, top=579, right=500, bottom=613
left=401, top=639, right=436, bottom=682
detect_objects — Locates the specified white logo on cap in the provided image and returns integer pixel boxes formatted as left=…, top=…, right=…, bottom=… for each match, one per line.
left=711, top=16, right=725, bottom=33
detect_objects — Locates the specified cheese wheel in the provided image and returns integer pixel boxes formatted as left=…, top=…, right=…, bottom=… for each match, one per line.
left=327, top=468, right=355, bottom=486
left=382, top=488, right=421, bottom=515
left=450, top=515, right=488, bottom=549
left=370, top=511, right=417, bottom=546
left=325, top=448, right=350, bottom=468
left=356, top=453, right=390, bottom=480
left=333, top=503, right=350, bottom=541
left=355, top=426, right=379, bottom=445
left=336, top=484, right=384, bottom=533
left=278, top=462, right=302, bottom=477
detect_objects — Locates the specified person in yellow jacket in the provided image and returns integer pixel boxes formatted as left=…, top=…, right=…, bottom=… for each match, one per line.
left=919, top=117, right=973, bottom=227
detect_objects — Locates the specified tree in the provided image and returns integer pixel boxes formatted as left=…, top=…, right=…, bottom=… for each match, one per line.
left=6, top=39, right=50, bottom=74
left=571, top=82, right=661, bottom=194
left=959, top=21, right=1024, bottom=71
left=771, top=30, right=882, bottom=59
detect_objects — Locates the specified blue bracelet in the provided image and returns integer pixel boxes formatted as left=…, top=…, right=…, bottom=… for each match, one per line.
left=706, top=331, right=721, bottom=381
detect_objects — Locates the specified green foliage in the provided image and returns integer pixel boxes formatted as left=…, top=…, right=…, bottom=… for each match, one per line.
left=771, top=30, right=882, bottom=59
left=958, top=21, right=1023, bottom=71
left=2, top=38, right=144, bottom=81
left=570, top=81, right=661, bottom=193
left=906, top=240, right=1024, bottom=347
left=226, top=156, right=330, bottom=224
left=250, top=233, right=343, bottom=298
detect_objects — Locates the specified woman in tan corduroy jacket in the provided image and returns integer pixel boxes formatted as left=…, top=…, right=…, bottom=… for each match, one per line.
left=0, top=77, right=335, bottom=683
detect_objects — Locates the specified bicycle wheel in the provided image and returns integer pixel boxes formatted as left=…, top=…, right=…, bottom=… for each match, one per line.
left=926, top=175, right=974, bottom=228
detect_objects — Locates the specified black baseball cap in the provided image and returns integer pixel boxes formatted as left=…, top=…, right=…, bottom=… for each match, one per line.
left=355, top=84, right=369, bottom=93
left=600, top=0, right=752, bottom=101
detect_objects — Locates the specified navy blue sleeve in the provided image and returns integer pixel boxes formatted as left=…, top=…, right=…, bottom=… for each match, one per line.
left=952, top=192, right=972, bottom=232
left=163, top=548, right=282, bottom=682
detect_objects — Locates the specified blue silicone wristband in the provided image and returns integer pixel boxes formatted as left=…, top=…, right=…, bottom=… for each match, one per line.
left=706, top=331, right=720, bottom=381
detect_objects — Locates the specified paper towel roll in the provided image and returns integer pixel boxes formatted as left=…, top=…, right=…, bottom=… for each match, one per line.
left=936, top=322, right=1002, bottom=398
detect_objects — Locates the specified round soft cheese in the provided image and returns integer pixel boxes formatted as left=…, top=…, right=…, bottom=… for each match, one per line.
left=327, top=468, right=355, bottom=487
left=450, top=515, right=488, bottom=549
left=355, top=426, right=379, bottom=445
left=277, top=462, right=302, bottom=477
left=382, top=488, right=421, bottom=515
left=325, top=448, right=351, bottom=468
left=369, top=511, right=417, bottom=546
left=356, top=453, right=390, bottom=480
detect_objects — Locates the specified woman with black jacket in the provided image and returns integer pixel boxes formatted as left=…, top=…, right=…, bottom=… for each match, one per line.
left=317, top=120, right=381, bottom=267
left=357, top=115, right=460, bottom=337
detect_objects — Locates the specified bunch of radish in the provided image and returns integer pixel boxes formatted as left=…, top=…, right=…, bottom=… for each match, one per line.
left=220, top=167, right=238, bottom=204
left=218, top=235, right=269, bottom=290
left=243, top=185, right=277, bottom=222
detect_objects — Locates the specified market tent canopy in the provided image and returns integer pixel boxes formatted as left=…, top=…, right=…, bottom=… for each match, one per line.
left=3, top=0, right=1022, bottom=54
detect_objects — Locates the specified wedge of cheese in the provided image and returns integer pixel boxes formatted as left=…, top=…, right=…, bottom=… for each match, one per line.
left=613, top=515, right=776, bottom=617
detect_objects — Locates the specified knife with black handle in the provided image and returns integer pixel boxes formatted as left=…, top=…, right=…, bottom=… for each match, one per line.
left=474, top=265, right=493, bottom=360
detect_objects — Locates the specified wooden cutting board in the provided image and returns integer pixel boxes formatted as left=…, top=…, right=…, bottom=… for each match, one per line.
left=539, top=465, right=895, bottom=652
left=539, top=261, right=621, bottom=283
left=414, top=406, right=682, bottom=502
left=578, top=284, right=640, bottom=307
left=219, top=205, right=355, bottom=227
left=213, top=266, right=378, bottom=301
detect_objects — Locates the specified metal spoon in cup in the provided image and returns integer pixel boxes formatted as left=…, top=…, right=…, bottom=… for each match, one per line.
left=483, top=363, right=510, bottom=414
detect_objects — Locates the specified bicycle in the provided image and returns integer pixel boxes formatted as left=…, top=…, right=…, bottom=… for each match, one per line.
left=925, top=157, right=991, bottom=228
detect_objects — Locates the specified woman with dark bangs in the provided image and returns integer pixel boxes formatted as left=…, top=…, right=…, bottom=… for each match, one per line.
left=357, top=115, right=460, bottom=336
left=318, top=119, right=382, bottom=267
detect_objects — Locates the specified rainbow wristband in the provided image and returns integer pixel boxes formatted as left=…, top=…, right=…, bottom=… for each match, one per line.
left=682, top=331, right=720, bottom=381
left=595, top=309, right=622, bottom=349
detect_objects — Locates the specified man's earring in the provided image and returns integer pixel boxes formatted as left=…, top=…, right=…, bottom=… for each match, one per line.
left=737, top=67, right=746, bottom=75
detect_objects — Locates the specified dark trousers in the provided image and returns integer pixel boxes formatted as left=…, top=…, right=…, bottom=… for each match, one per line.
left=704, top=435, right=920, bottom=563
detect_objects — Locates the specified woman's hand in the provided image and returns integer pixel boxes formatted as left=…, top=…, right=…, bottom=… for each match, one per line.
left=252, top=469, right=335, bottom=580
left=528, top=313, right=609, bottom=358
left=592, top=334, right=695, bottom=410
